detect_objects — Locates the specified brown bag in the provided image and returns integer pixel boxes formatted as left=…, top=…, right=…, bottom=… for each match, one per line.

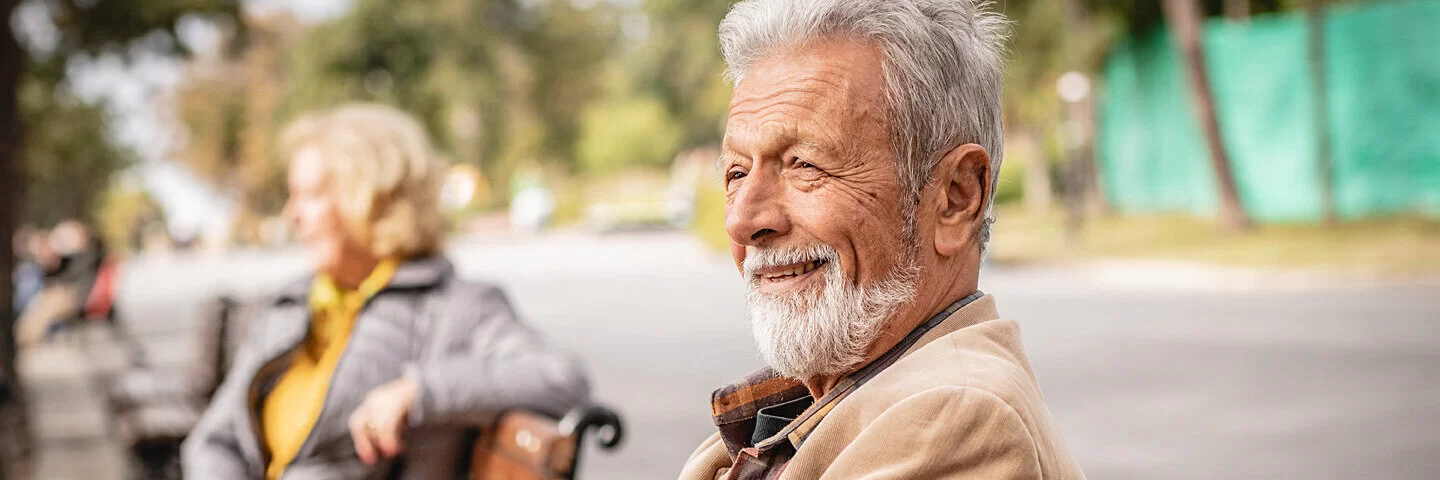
left=469, top=411, right=578, bottom=480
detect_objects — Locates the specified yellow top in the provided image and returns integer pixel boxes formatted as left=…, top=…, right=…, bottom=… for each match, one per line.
left=262, top=258, right=400, bottom=480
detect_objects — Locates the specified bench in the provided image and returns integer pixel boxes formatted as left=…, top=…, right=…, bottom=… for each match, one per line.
left=464, top=406, right=623, bottom=480
left=97, top=295, right=624, bottom=480
left=93, top=295, right=247, bottom=479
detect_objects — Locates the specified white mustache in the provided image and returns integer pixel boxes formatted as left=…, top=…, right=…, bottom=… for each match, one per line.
left=742, top=244, right=840, bottom=279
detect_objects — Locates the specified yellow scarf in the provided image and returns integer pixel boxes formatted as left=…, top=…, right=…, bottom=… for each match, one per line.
left=262, top=258, right=399, bottom=480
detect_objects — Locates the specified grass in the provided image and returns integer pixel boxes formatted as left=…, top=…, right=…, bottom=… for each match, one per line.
left=545, top=169, right=673, bottom=228
left=693, top=192, right=1440, bottom=273
left=989, top=206, right=1440, bottom=274
left=692, top=182, right=731, bottom=251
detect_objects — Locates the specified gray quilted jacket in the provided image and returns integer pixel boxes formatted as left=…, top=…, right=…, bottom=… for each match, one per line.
left=181, top=257, right=590, bottom=479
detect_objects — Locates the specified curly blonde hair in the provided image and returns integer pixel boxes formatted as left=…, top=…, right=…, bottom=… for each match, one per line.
left=280, top=104, right=446, bottom=259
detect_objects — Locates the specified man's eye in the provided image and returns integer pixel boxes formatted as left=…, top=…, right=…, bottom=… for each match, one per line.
left=794, top=158, right=818, bottom=170
left=728, top=170, right=747, bottom=181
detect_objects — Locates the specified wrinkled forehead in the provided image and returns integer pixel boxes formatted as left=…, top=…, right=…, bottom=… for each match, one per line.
left=723, top=38, right=889, bottom=156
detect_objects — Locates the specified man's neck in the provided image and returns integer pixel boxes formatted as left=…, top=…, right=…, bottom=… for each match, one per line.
left=801, top=281, right=979, bottom=399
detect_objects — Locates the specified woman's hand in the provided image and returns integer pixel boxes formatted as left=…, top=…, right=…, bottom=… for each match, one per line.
left=348, top=377, right=419, bottom=465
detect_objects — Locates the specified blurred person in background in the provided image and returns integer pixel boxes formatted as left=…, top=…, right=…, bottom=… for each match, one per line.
left=49, top=220, right=107, bottom=290
left=10, top=225, right=43, bottom=319
left=182, top=104, right=590, bottom=480
left=679, top=1, right=1084, bottom=479
left=14, top=220, right=106, bottom=346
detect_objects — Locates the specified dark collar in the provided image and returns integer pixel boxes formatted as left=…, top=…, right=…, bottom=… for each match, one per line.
left=708, top=291, right=986, bottom=457
left=275, top=256, right=454, bottom=303
left=709, top=368, right=810, bottom=457
left=752, top=395, right=814, bottom=447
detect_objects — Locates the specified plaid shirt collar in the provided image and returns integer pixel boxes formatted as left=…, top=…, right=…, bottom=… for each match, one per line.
left=708, top=291, right=986, bottom=474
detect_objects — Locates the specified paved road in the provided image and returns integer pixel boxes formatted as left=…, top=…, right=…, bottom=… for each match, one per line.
left=22, top=231, right=1440, bottom=479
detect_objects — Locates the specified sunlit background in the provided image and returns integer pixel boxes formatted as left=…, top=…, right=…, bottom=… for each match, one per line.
left=1, top=0, right=1437, bottom=479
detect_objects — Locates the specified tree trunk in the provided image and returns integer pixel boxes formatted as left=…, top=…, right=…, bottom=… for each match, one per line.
left=1058, top=0, right=1091, bottom=30
left=1307, top=0, right=1337, bottom=225
left=0, top=2, right=33, bottom=477
left=0, top=0, right=22, bottom=382
left=1077, top=94, right=1107, bottom=216
left=1057, top=0, right=1109, bottom=215
left=1225, top=0, right=1250, bottom=22
left=1019, top=130, right=1053, bottom=213
left=1162, top=0, right=1252, bottom=231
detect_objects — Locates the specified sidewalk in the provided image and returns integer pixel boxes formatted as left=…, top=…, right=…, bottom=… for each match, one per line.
left=17, top=339, right=124, bottom=480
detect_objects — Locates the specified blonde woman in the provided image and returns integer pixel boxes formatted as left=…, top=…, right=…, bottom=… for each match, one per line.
left=182, top=104, right=590, bottom=479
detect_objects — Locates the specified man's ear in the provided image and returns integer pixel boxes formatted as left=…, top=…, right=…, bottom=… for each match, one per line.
left=930, top=143, right=992, bottom=258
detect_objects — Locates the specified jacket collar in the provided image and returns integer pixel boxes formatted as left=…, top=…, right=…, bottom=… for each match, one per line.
left=276, top=256, right=454, bottom=303
left=897, top=293, right=999, bottom=362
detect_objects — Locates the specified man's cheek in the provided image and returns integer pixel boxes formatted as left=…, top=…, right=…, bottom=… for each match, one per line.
left=731, top=245, right=748, bottom=272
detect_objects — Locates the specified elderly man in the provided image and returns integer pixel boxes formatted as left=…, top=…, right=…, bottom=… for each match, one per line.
left=679, top=1, right=1084, bottom=479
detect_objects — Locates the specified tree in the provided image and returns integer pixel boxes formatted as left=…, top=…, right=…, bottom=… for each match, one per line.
left=1162, top=0, right=1252, bottom=231
left=1306, top=0, right=1336, bottom=224
left=172, top=12, right=295, bottom=242
left=2, top=0, right=244, bottom=299
left=1, top=0, right=242, bottom=473
left=998, top=0, right=1125, bottom=215
left=622, top=0, right=735, bottom=150
left=576, top=95, right=683, bottom=175
left=1, top=0, right=22, bottom=388
left=276, top=0, right=621, bottom=203
left=95, top=180, right=164, bottom=254
left=1226, top=0, right=1252, bottom=20
left=19, top=76, right=135, bottom=225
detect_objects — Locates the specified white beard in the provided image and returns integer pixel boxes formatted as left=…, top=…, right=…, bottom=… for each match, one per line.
left=744, top=243, right=919, bottom=380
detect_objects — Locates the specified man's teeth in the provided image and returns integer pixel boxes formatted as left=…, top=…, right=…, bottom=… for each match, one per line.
left=763, top=260, right=823, bottom=280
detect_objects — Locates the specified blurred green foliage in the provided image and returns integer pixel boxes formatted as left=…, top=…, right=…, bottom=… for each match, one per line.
left=690, top=179, right=729, bottom=252
left=164, top=0, right=734, bottom=222
left=576, top=95, right=683, bottom=175
left=278, top=0, right=622, bottom=198
left=95, top=182, right=162, bottom=254
left=9, top=0, right=241, bottom=227
left=149, top=0, right=1392, bottom=235
left=18, top=75, right=133, bottom=226
left=621, top=0, right=735, bottom=149
left=272, top=0, right=736, bottom=196
left=993, top=158, right=1027, bottom=206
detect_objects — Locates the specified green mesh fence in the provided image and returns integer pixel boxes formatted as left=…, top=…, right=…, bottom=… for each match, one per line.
left=1097, top=1, right=1440, bottom=221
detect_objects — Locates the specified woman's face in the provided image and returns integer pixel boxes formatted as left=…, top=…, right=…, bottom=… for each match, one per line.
left=283, top=147, right=358, bottom=276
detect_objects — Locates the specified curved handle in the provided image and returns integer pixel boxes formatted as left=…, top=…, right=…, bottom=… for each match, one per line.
left=558, top=404, right=624, bottom=450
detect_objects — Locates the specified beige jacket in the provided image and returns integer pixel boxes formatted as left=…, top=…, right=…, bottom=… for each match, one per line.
left=679, top=295, right=1084, bottom=479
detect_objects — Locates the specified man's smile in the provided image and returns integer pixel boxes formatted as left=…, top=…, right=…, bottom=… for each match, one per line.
left=753, top=258, right=829, bottom=294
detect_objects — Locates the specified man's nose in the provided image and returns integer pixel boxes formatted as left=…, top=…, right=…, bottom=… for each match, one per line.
left=725, top=171, right=791, bottom=246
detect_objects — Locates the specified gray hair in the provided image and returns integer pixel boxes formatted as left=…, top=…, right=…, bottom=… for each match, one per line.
left=719, top=0, right=1009, bottom=251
